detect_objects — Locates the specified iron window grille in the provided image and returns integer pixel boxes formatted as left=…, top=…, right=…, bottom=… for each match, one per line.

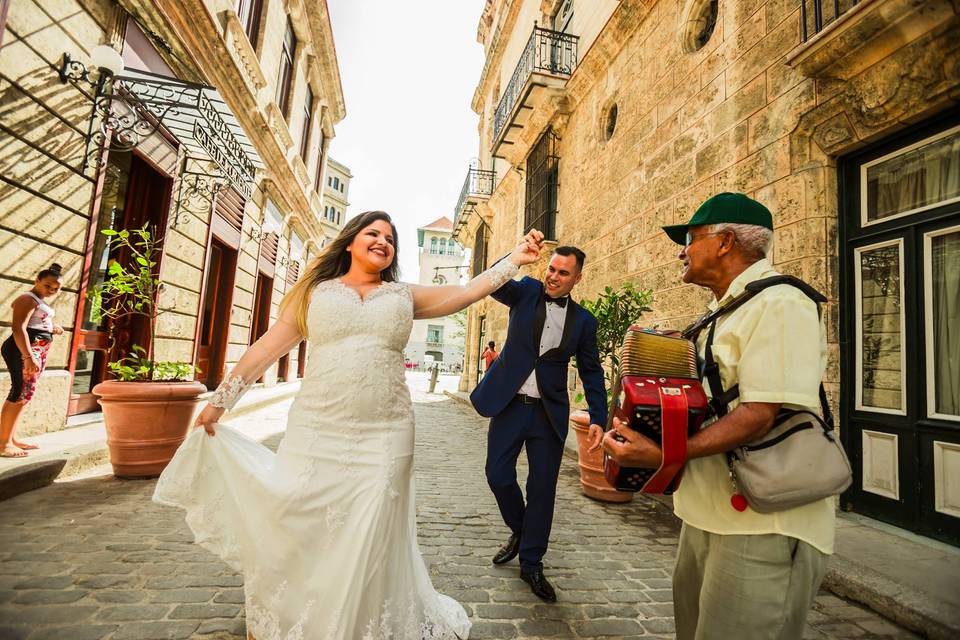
left=493, top=26, right=578, bottom=143
left=801, top=0, right=860, bottom=41
left=277, top=19, right=296, bottom=118
left=524, top=128, right=559, bottom=241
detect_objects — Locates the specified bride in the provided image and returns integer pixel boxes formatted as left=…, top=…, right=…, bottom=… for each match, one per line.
left=153, top=210, right=542, bottom=640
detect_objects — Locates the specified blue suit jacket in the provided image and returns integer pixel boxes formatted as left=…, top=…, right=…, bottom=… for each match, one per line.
left=470, top=275, right=608, bottom=439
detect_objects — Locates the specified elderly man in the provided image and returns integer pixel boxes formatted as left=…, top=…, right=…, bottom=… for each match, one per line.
left=603, top=193, right=834, bottom=639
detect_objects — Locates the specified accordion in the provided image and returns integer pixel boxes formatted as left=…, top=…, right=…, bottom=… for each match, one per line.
left=603, top=328, right=709, bottom=494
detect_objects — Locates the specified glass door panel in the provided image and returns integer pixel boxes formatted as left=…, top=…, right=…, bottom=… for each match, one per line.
left=856, top=241, right=906, bottom=414
left=925, top=226, right=960, bottom=420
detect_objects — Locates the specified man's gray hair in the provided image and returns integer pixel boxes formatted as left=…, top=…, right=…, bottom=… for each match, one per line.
left=706, top=223, right=773, bottom=259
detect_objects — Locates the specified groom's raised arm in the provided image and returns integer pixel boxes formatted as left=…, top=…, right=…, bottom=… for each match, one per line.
left=576, top=314, right=608, bottom=428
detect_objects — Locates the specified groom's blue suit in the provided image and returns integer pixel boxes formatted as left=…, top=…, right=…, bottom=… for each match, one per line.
left=471, top=274, right=607, bottom=573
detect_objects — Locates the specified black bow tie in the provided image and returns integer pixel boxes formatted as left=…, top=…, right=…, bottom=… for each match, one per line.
left=544, top=294, right=568, bottom=308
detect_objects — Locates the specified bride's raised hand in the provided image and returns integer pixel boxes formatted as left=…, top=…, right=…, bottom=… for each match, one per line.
left=509, top=229, right=543, bottom=266
left=194, top=404, right=225, bottom=436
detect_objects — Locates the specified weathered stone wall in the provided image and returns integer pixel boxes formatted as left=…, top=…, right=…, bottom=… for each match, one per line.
left=0, top=0, right=112, bottom=434
left=461, top=0, right=960, bottom=418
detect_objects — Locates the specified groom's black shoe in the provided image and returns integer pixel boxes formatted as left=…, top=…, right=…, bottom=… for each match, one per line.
left=492, top=532, right=521, bottom=565
left=521, top=570, right=557, bottom=602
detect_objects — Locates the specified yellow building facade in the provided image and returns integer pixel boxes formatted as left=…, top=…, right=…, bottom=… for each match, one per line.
left=454, top=0, right=960, bottom=545
left=0, top=0, right=345, bottom=434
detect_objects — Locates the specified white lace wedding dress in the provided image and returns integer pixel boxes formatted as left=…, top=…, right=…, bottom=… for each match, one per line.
left=153, top=278, right=472, bottom=639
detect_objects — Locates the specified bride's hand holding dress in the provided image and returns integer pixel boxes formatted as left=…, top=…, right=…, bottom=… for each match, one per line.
left=193, top=307, right=304, bottom=435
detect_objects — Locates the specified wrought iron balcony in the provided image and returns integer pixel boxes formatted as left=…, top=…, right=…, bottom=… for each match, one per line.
left=452, top=167, right=495, bottom=240
left=801, top=0, right=860, bottom=41
left=491, top=26, right=578, bottom=155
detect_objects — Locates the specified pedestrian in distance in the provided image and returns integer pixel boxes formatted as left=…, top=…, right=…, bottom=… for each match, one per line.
left=481, top=340, right=498, bottom=371
left=1, top=263, right=65, bottom=458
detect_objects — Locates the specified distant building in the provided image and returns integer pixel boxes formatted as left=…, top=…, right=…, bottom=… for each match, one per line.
left=320, top=157, right=352, bottom=246
left=404, top=217, right=467, bottom=369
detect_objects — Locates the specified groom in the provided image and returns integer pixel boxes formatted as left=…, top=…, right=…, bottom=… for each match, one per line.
left=471, top=239, right=607, bottom=602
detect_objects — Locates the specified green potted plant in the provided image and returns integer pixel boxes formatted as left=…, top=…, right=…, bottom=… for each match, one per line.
left=89, top=225, right=206, bottom=478
left=571, top=282, right=654, bottom=502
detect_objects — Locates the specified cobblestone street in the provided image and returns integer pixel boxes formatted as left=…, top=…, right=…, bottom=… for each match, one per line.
left=0, top=382, right=917, bottom=639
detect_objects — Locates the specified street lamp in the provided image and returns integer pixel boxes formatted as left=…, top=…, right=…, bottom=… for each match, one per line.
left=59, top=44, right=124, bottom=86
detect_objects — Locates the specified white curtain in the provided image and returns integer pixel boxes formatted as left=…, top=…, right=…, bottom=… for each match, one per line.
left=932, top=231, right=960, bottom=416
left=871, top=135, right=960, bottom=221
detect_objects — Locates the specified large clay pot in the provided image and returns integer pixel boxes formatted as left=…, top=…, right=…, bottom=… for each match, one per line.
left=570, top=410, right=632, bottom=503
left=93, top=380, right=207, bottom=478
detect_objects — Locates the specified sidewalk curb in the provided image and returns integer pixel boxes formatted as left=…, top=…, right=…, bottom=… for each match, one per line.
left=824, top=555, right=959, bottom=640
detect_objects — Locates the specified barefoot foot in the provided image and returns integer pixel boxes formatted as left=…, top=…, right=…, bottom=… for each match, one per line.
left=12, top=440, right=38, bottom=450
left=1, top=444, right=27, bottom=458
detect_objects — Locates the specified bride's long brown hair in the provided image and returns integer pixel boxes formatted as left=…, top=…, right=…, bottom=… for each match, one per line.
left=280, top=211, right=400, bottom=336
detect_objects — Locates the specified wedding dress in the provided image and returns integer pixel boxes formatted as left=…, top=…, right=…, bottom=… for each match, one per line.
left=153, top=259, right=518, bottom=639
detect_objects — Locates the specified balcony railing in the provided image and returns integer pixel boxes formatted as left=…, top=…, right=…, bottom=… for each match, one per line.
left=801, top=0, right=860, bottom=41
left=492, top=26, right=578, bottom=144
left=452, top=167, right=495, bottom=239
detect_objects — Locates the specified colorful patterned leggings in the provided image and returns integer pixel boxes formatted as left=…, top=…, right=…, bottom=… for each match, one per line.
left=2, top=329, right=52, bottom=404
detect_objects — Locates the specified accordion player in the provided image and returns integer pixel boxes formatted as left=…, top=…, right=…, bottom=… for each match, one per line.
left=603, top=328, right=709, bottom=494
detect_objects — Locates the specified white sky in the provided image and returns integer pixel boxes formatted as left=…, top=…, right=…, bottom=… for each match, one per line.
left=326, top=1, right=485, bottom=281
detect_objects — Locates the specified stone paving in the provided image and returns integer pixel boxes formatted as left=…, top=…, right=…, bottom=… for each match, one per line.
left=0, top=382, right=917, bottom=639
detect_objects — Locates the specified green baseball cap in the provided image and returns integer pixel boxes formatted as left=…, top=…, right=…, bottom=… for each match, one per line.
left=662, top=192, right=773, bottom=245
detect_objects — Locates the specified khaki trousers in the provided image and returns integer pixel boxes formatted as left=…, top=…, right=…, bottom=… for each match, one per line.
left=673, top=523, right=828, bottom=640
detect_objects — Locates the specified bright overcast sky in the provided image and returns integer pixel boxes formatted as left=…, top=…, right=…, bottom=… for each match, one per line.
left=326, top=1, right=485, bottom=281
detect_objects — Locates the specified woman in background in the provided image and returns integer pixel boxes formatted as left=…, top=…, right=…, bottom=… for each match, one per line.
left=1, top=263, right=64, bottom=457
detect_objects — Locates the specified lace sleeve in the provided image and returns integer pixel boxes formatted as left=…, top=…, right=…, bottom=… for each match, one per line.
left=409, top=258, right=519, bottom=319
left=482, top=258, right=519, bottom=291
left=208, top=373, right=250, bottom=411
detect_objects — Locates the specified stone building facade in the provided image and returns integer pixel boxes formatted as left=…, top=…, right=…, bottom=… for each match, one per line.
left=405, top=217, right=468, bottom=370
left=454, top=0, right=960, bottom=545
left=320, top=155, right=352, bottom=244
left=0, top=0, right=346, bottom=435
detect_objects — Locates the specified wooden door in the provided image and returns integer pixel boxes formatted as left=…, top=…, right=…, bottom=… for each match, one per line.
left=70, top=152, right=171, bottom=414
left=197, top=240, right=237, bottom=389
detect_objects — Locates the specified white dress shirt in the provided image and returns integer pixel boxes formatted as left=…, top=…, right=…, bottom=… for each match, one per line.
left=517, top=297, right=568, bottom=397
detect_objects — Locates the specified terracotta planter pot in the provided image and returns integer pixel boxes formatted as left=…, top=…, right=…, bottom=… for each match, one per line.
left=93, top=380, right=207, bottom=478
left=570, top=410, right=632, bottom=503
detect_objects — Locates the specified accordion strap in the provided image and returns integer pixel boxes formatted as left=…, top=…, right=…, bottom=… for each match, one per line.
left=641, top=386, right=690, bottom=493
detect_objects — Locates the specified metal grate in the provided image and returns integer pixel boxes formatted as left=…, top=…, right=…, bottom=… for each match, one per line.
left=801, top=0, right=860, bottom=41
left=524, top=128, right=559, bottom=241
left=493, top=26, right=578, bottom=143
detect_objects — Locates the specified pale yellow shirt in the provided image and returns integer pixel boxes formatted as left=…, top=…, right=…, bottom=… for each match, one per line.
left=672, top=259, right=836, bottom=554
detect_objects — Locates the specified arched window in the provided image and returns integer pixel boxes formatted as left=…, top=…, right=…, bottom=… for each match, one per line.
left=439, top=238, right=447, bottom=255
left=430, top=237, right=438, bottom=254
